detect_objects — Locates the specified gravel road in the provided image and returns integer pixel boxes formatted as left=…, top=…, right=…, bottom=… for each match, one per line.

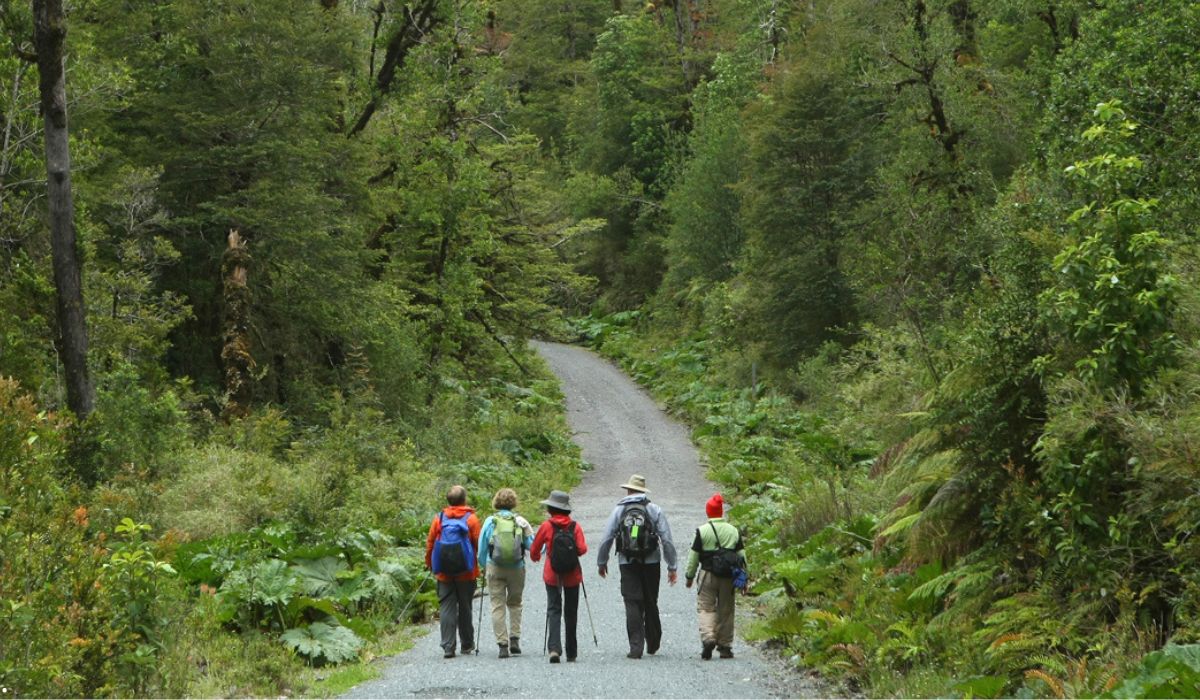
left=344, top=342, right=822, bottom=699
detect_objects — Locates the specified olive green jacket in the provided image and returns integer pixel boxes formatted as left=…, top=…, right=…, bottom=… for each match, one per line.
left=684, top=517, right=744, bottom=581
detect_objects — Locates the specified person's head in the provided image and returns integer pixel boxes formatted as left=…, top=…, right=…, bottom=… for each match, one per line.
left=446, top=485, right=467, bottom=506
left=492, top=487, right=518, bottom=511
left=547, top=506, right=570, bottom=517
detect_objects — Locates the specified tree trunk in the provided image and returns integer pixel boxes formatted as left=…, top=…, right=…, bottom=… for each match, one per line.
left=221, top=230, right=254, bottom=420
left=32, top=0, right=93, bottom=419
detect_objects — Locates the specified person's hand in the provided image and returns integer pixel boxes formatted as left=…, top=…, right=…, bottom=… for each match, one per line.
left=668, top=570, right=678, bottom=586
left=685, top=578, right=694, bottom=589
left=598, top=565, right=607, bottom=578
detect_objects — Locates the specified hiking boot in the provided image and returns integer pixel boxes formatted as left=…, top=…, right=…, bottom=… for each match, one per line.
left=567, top=656, right=577, bottom=662
left=626, top=651, right=642, bottom=659
left=509, top=637, right=522, bottom=655
left=460, top=644, right=475, bottom=655
left=718, top=646, right=734, bottom=659
left=549, top=651, right=561, bottom=663
left=443, top=650, right=455, bottom=659
left=701, top=641, right=716, bottom=660
left=498, top=644, right=510, bottom=659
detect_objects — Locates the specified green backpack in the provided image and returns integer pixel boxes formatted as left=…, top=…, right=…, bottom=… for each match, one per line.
left=489, top=513, right=524, bottom=566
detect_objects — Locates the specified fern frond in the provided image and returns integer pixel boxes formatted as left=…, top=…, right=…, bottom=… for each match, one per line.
left=805, top=609, right=843, bottom=626
left=953, top=566, right=998, bottom=598
left=990, top=632, right=1025, bottom=650
left=879, top=512, right=922, bottom=539
left=908, top=568, right=959, bottom=605
left=830, top=643, right=866, bottom=666
left=1025, top=669, right=1065, bottom=699
left=1030, top=655, right=1068, bottom=676
left=870, top=439, right=909, bottom=478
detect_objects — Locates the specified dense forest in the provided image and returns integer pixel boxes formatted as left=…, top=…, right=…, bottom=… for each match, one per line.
left=2, top=0, right=1200, bottom=696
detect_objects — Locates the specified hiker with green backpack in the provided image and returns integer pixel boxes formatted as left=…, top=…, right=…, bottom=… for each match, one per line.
left=478, top=488, right=535, bottom=658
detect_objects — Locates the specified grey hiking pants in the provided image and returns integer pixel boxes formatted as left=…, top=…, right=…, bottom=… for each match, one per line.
left=437, top=579, right=477, bottom=654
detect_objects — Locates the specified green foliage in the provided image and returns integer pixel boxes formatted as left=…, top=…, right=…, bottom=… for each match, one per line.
left=174, top=523, right=424, bottom=665
left=1041, top=101, right=1177, bottom=395
left=281, top=622, right=364, bottom=666
left=97, top=519, right=178, bottom=696
left=1105, top=644, right=1200, bottom=699
left=8, top=0, right=1200, bottom=694
left=0, top=380, right=95, bottom=697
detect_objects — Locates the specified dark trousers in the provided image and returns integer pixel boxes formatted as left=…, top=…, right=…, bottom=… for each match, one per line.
left=546, top=584, right=579, bottom=658
left=437, top=579, right=477, bottom=653
left=619, top=562, right=662, bottom=655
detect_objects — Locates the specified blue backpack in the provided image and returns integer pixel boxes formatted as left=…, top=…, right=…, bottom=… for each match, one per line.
left=432, top=512, right=474, bottom=576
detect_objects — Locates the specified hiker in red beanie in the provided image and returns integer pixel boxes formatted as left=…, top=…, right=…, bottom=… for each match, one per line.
left=684, top=493, right=746, bottom=660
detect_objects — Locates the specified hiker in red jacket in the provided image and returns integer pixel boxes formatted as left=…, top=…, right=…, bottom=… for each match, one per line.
left=425, top=485, right=483, bottom=658
left=530, top=490, right=588, bottom=663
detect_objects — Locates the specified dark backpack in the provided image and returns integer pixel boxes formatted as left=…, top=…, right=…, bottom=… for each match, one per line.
left=700, top=522, right=743, bottom=578
left=432, top=512, right=474, bottom=576
left=549, top=522, right=579, bottom=575
left=616, top=501, right=659, bottom=560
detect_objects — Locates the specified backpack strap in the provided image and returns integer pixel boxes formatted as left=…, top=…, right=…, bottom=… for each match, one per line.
left=709, top=522, right=721, bottom=551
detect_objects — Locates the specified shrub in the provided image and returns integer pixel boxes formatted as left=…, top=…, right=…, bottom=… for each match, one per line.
left=0, top=379, right=101, bottom=697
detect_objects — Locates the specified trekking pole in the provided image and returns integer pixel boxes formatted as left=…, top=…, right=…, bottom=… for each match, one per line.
left=475, top=578, right=485, bottom=655
left=396, top=569, right=432, bottom=624
left=580, top=581, right=599, bottom=647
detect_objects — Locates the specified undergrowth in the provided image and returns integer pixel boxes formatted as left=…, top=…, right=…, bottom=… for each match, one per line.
left=0, top=354, right=583, bottom=697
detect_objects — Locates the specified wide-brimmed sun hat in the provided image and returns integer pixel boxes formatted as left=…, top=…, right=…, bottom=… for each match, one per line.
left=541, top=490, right=572, bottom=512
left=620, top=474, right=649, bottom=493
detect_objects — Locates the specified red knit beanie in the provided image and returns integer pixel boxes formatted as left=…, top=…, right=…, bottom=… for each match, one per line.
left=706, top=493, right=724, bottom=518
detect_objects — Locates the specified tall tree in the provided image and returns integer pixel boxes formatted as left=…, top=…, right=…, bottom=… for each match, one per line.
left=31, top=0, right=92, bottom=418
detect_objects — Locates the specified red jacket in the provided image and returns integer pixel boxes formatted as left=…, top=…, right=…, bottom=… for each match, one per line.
left=425, top=505, right=482, bottom=582
left=530, top=513, right=588, bottom=587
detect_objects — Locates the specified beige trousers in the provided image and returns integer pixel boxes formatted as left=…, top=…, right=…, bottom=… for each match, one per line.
left=697, top=571, right=736, bottom=647
left=487, top=565, right=525, bottom=645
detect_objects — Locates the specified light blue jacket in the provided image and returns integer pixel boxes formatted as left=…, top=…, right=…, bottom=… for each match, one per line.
left=596, top=494, right=678, bottom=571
left=478, top=510, right=534, bottom=569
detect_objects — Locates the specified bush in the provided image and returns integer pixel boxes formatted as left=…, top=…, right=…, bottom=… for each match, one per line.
left=0, top=379, right=102, bottom=697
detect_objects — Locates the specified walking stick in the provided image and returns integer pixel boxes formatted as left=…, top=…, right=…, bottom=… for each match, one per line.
left=580, top=580, right=599, bottom=647
left=396, top=569, right=432, bottom=623
left=475, top=577, right=485, bottom=655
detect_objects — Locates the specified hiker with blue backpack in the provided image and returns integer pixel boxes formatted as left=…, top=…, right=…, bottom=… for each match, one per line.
left=530, top=490, right=588, bottom=664
left=596, top=474, right=679, bottom=659
left=478, top=488, right=535, bottom=658
left=425, top=485, right=483, bottom=659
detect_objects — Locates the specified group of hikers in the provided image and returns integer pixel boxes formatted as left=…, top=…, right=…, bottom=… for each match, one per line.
left=424, top=474, right=749, bottom=663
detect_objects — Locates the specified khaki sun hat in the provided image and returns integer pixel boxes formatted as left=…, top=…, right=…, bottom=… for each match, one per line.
left=620, top=474, right=649, bottom=493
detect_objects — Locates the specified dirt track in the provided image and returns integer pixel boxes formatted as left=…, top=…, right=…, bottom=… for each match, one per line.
left=344, top=342, right=821, bottom=699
